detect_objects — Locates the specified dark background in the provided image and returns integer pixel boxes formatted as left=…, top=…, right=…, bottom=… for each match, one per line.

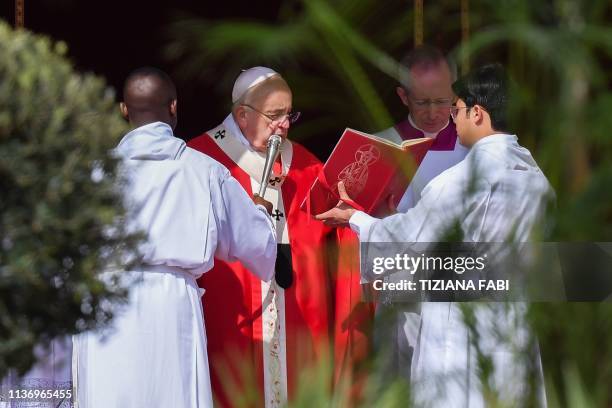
left=0, top=1, right=457, bottom=160
left=1, top=1, right=327, bottom=151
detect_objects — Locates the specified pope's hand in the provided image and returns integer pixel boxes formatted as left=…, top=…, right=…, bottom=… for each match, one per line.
left=315, top=181, right=357, bottom=227
left=253, top=194, right=273, bottom=215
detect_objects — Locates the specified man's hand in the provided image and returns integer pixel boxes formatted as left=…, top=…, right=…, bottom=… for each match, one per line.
left=253, top=194, right=273, bottom=215
left=315, top=181, right=357, bottom=227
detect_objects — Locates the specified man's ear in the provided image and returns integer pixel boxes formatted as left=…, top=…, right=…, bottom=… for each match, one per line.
left=472, top=105, right=486, bottom=125
left=234, top=105, right=248, bottom=127
left=396, top=86, right=410, bottom=107
left=119, top=102, right=129, bottom=120
left=170, top=99, right=178, bottom=117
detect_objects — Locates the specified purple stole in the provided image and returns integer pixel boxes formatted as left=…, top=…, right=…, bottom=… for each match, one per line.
left=393, top=118, right=468, bottom=211
left=395, top=118, right=458, bottom=151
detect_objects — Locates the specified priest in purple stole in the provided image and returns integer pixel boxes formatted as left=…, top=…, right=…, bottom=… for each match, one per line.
left=372, top=45, right=468, bottom=381
left=376, top=45, right=468, bottom=211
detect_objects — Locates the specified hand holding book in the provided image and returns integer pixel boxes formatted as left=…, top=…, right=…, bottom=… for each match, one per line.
left=315, top=181, right=400, bottom=226
left=315, top=181, right=357, bottom=226
left=302, top=128, right=433, bottom=216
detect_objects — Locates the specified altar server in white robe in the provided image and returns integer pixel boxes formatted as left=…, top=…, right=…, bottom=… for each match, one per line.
left=317, top=63, right=553, bottom=407
left=72, top=67, right=277, bottom=408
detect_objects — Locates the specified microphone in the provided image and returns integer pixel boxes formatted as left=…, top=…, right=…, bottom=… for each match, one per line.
left=257, top=134, right=282, bottom=198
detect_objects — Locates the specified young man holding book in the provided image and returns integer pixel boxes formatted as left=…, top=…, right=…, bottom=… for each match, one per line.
left=187, top=67, right=335, bottom=407
left=317, top=64, right=552, bottom=407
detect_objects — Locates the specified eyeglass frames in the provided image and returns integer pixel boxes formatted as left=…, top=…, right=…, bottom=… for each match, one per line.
left=242, top=104, right=301, bottom=124
left=450, top=105, right=470, bottom=120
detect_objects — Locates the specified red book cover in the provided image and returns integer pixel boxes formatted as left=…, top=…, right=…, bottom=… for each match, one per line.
left=301, top=128, right=433, bottom=215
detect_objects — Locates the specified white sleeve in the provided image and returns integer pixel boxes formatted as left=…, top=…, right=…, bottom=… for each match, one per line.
left=350, top=178, right=463, bottom=260
left=349, top=211, right=378, bottom=240
left=359, top=167, right=496, bottom=244
left=213, top=174, right=277, bottom=281
left=350, top=179, right=452, bottom=283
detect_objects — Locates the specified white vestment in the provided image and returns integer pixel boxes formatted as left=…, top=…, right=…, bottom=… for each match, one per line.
left=350, top=134, right=553, bottom=407
left=374, top=117, right=468, bottom=381
left=72, top=122, right=276, bottom=408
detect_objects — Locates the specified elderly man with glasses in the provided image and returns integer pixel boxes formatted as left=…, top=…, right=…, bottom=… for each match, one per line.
left=188, top=67, right=333, bottom=408
left=376, top=45, right=468, bottom=211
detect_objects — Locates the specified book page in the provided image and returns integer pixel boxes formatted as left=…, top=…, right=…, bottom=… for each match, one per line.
left=345, top=128, right=431, bottom=150
left=345, top=128, right=404, bottom=149
left=400, top=137, right=432, bottom=149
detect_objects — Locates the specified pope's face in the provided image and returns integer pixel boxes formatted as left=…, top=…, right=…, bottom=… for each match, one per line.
left=398, top=64, right=454, bottom=133
left=241, top=89, right=293, bottom=153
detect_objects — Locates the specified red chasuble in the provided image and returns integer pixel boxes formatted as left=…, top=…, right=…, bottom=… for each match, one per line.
left=188, top=129, right=333, bottom=407
left=332, top=227, right=374, bottom=400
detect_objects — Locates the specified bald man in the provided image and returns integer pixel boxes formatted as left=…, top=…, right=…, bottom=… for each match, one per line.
left=72, top=67, right=277, bottom=408
left=188, top=67, right=334, bottom=408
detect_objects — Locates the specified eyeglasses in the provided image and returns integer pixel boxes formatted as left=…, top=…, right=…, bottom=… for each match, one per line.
left=408, top=96, right=453, bottom=110
left=242, top=104, right=301, bottom=124
left=450, top=105, right=470, bottom=120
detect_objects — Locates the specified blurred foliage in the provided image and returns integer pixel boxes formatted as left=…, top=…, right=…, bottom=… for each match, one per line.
left=451, top=0, right=612, bottom=241
left=167, top=0, right=611, bottom=406
left=529, top=303, right=612, bottom=407
left=457, top=1, right=612, bottom=405
left=0, top=22, right=139, bottom=377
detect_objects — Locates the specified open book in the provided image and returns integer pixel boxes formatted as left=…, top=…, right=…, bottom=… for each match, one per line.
left=302, top=128, right=433, bottom=215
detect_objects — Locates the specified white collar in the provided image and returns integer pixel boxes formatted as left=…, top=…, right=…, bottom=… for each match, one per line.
left=408, top=114, right=449, bottom=139
left=116, top=121, right=184, bottom=160
left=206, top=120, right=294, bottom=185
left=223, top=113, right=255, bottom=150
left=472, top=133, right=518, bottom=149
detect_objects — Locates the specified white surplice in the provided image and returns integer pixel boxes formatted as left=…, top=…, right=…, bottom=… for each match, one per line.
left=374, top=116, right=468, bottom=381
left=72, top=122, right=276, bottom=408
left=350, top=134, right=553, bottom=407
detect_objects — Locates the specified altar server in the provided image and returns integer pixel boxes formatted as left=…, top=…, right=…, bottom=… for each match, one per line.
left=318, top=63, right=552, bottom=407
left=72, top=67, right=276, bottom=408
